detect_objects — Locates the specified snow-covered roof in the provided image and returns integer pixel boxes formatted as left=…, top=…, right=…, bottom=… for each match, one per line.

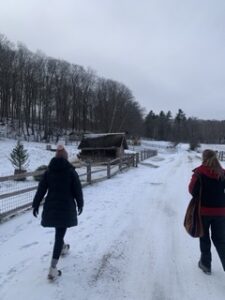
left=78, top=133, right=128, bottom=150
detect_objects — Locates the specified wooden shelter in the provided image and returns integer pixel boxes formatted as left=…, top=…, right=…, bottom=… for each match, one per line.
left=78, top=133, right=128, bottom=162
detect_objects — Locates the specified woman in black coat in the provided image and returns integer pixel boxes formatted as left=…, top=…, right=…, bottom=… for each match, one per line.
left=32, top=145, right=84, bottom=280
left=189, top=149, right=225, bottom=274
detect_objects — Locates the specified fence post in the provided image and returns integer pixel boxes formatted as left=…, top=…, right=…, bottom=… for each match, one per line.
left=135, top=153, right=139, bottom=167
left=119, top=156, right=122, bottom=171
left=107, top=162, right=111, bottom=178
left=86, top=162, right=92, bottom=184
left=129, top=155, right=132, bottom=167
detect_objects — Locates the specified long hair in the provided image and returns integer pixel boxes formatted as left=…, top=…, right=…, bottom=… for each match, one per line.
left=202, top=149, right=224, bottom=179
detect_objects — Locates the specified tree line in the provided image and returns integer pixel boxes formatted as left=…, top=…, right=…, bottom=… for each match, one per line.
left=144, top=109, right=225, bottom=146
left=0, top=34, right=143, bottom=141
left=1, top=33, right=225, bottom=145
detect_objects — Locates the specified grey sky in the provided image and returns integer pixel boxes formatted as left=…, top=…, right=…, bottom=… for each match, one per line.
left=1, top=0, right=225, bottom=120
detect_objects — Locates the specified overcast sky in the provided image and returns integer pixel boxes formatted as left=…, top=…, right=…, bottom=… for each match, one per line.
left=1, top=0, right=225, bottom=120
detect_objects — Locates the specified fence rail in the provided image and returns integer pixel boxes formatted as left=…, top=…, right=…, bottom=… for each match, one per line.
left=0, top=149, right=157, bottom=222
left=217, top=151, right=225, bottom=161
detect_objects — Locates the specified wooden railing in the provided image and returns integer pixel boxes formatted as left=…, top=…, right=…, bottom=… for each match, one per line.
left=217, top=151, right=225, bottom=161
left=0, top=149, right=157, bottom=221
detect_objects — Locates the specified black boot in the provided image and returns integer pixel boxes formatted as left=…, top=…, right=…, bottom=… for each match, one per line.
left=198, top=260, right=211, bottom=275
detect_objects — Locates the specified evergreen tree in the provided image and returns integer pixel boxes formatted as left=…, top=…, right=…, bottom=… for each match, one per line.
left=175, top=109, right=186, bottom=123
left=144, top=110, right=156, bottom=138
left=9, top=141, right=29, bottom=171
left=166, top=111, right=172, bottom=120
left=173, top=109, right=187, bottom=142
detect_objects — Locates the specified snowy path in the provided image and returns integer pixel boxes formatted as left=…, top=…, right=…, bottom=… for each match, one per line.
left=1, top=150, right=225, bottom=300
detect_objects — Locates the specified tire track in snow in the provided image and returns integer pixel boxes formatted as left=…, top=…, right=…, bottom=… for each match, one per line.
left=119, top=151, right=191, bottom=300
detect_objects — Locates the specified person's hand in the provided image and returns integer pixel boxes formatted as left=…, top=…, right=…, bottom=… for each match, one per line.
left=78, top=207, right=83, bottom=216
left=33, top=207, right=39, bottom=217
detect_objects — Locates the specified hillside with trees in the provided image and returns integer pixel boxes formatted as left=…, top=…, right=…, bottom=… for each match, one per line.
left=0, top=34, right=143, bottom=141
left=1, top=33, right=225, bottom=145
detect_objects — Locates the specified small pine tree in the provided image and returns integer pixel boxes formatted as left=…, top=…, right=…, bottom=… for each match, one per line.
left=9, top=141, right=29, bottom=171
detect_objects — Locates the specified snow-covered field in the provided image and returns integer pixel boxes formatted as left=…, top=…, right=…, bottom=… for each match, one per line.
left=0, top=139, right=81, bottom=176
left=1, top=138, right=225, bottom=300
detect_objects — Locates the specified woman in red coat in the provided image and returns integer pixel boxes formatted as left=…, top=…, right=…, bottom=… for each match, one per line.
left=189, top=149, right=225, bottom=274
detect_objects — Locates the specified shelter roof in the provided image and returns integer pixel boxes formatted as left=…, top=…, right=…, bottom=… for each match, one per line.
left=78, top=133, right=128, bottom=150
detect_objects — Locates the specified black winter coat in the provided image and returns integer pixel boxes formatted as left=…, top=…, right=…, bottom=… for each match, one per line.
left=32, top=157, right=84, bottom=228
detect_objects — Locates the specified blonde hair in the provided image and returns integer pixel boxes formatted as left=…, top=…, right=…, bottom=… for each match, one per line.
left=202, top=149, right=224, bottom=178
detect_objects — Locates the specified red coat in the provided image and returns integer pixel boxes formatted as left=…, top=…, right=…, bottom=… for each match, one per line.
left=189, top=165, right=225, bottom=216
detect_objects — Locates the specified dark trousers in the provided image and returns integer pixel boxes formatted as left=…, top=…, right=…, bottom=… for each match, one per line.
left=52, top=228, right=67, bottom=260
left=200, top=216, right=225, bottom=271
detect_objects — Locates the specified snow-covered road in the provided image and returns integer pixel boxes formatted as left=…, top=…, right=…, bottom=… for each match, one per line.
left=1, top=149, right=225, bottom=300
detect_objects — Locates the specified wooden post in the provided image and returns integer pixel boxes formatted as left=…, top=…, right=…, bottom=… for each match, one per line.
left=119, top=157, right=122, bottom=171
left=132, top=154, right=135, bottom=167
left=86, top=162, right=92, bottom=184
left=135, top=153, right=139, bottom=167
left=107, top=162, right=111, bottom=178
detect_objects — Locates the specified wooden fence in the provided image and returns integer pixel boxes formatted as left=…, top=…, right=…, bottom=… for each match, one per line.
left=217, top=151, right=225, bottom=161
left=0, top=149, right=157, bottom=222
